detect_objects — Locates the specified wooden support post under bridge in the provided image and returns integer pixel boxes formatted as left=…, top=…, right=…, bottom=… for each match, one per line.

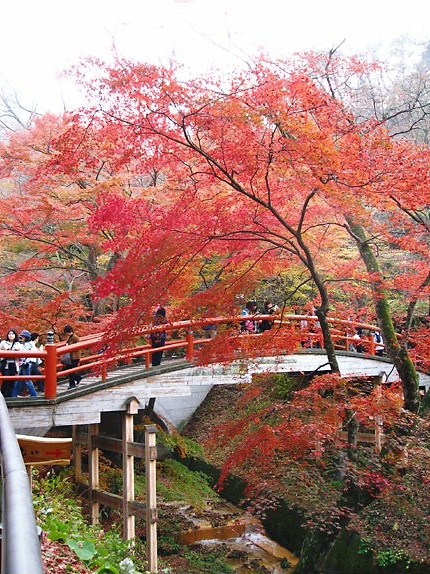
left=73, top=402, right=158, bottom=570
left=123, top=398, right=139, bottom=540
left=145, top=424, right=158, bottom=574
left=72, top=425, right=82, bottom=483
left=88, top=423, right=100, bottom=525
left=374, top=372, right=387, bottom=455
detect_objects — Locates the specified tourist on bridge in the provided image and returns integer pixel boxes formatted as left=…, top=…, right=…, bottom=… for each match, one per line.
left=150, top=307, right=168, bottom=367
left=202, top=306, right=218, bottom=339
left=31, top=332, right=44, bottom=392
left=259, top=301, right=278, bottom=333
left=11, top=330, right=38, bottom=398
left=0, top=329, right=22, bottom=397
left=63, top=325, right=82, bottom=389
left=240, top=301, right=258, bottom=333
left=372, top=329, right=385, bottom=357
left=350, top=327, right=365, bottom=353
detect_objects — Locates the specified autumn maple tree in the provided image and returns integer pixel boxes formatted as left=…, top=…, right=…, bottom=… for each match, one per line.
left=57, top=52, right=428, bottom=410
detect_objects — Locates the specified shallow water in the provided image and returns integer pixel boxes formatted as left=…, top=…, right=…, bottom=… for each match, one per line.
left=202, top=532, right=298, bottom=573
left=179, top=507, right=298, bottom=573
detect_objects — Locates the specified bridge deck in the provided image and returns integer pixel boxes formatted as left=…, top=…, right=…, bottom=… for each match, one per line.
left=5, top=350, right=430, bottom=434
left=5, top=359, right=192, bottom=432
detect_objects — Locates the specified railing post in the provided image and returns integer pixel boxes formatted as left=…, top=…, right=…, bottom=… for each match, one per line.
left=186, top=331, right=194, bottom=363
left=145, top=424, right=158, bottom=573
left=123, top=400, right=138, bottom=541
left=44, top=331, right=57, bottom=400
left=101, top=363, right=107, bottom=383
left=145, top=351, right=151, bottom=370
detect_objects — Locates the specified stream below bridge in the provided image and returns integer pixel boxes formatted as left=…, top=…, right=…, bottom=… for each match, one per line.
left=169, top=499, right=299, bottom=573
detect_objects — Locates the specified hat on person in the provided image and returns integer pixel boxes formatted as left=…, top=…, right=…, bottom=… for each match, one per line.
left=20, top=330, right=32, bottom=341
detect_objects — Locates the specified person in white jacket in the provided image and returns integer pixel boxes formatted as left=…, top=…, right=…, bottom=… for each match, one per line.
left=11, top=330, right=38, bottom=398
left=0, top=329, right=22, bottom=397
left=372, top=330, right=385, bottom=357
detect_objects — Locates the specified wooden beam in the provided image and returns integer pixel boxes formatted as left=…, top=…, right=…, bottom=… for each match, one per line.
left=91, top=490, right=146, bottom=517
left=122, top=408, right=135, bottom=540
left=74, top=434, right=146, bottom=458
left=145, top=424, right=158, bottom=573
left=88, top=423, right=100, bottom=525
left=72, top=425, right=82, bottom=483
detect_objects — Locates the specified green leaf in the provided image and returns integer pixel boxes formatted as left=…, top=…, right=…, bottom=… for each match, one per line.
left=95, top=564, right=120, bottom=574
left=45, top=518, right=69, bottom=542
left=66, top=538, right=96, bottom=561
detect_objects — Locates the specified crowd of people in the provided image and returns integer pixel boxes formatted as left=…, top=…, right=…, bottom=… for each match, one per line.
left=0, top=329, right=43, bottom=398
left=239, top=302, right=386, bottom=356
left=348, top=326, right=384, bottom=356
left=0, top=325, right=81, bottom=398
left=240, top=300, right=279, bottom=334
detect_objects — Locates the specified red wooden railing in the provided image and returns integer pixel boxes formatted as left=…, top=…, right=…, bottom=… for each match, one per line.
left=0, top=315, right=387, bottom=400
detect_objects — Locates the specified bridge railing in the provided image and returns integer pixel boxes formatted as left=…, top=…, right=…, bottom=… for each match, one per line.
left=0, top=394, right=44, bottom=573
left=0, top=315, right=387, bottom=400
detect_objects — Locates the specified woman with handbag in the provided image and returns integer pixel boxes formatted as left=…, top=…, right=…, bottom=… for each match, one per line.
left=0, top=329, right=22, bottom=397
left=63, top=325, right=82, bottom=389
left=30, top=332, right=44, bottom=393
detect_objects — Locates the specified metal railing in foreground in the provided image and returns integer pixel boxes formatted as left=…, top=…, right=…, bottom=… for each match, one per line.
left=0, top=394, right=43, bottom=574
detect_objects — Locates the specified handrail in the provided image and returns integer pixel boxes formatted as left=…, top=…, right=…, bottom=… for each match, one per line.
left=0, top=394, right=43, bottom=574
left=0, top=315, right=389, bottom=400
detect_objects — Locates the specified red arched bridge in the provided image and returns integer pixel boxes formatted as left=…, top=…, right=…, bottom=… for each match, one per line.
left=1, top=314, right=428, bottom=431
left=0, top=314, right=390, bottom=398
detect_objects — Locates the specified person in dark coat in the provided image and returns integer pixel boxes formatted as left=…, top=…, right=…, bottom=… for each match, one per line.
left=0, top=329, right=21, bottom=397
left=259, top=301, right=277, bottom=333
left=150, top=307, right=168, bottom=367
left=63, top=325, right=82, bottom=389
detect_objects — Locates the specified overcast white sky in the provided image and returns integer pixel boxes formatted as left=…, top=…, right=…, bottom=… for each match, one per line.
left=1, top=0, right=429, bottom=114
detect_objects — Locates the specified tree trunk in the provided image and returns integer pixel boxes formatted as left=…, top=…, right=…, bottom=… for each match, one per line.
left=347, top=219, right=420, bottom=413
left=315, top=307, right=339, bottom=374
left=296, top=229, right=340, bottom=374
left=344, top=407, right=358, bottom=460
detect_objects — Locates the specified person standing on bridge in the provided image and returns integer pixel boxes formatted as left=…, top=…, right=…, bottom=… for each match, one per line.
left=0, top=329, right=22, bottom=397
left=63, top=325, right=82, bottom=389
left=240, top=301, right=257, bottom=333
left=150, top=307, right=168, bottom=367
left=31, top=332, right=44, bottom=393
left=372, top=329, right=385, bottom=357
left=259, top=301, right=278, bottom=333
